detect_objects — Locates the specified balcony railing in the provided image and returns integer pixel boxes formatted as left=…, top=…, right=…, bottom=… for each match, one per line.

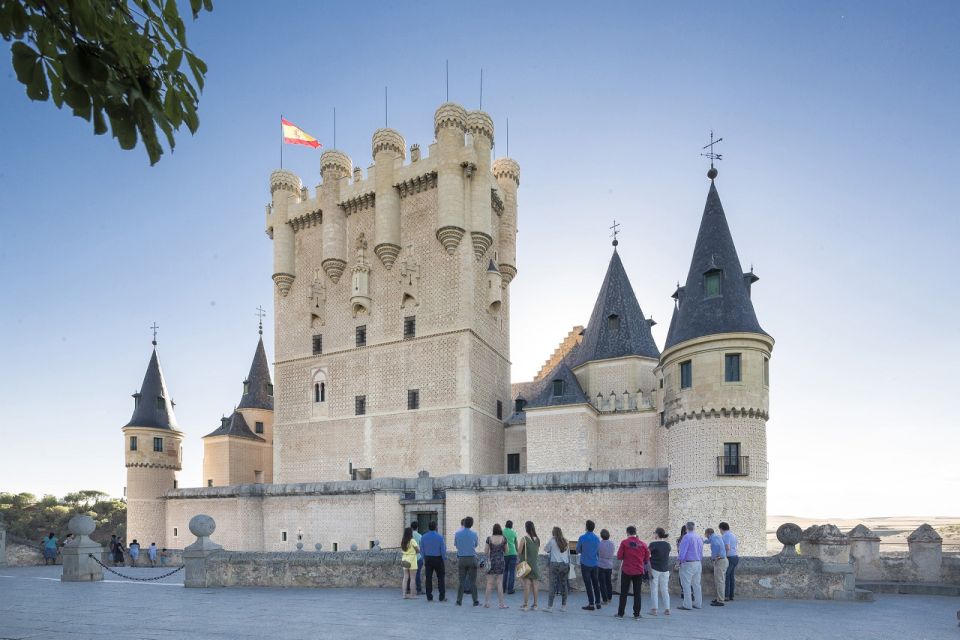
left=717, top=456, right=749, bottom=476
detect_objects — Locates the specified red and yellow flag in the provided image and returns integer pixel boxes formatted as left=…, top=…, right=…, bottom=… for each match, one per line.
left=281, top=118, right=321, bottom=148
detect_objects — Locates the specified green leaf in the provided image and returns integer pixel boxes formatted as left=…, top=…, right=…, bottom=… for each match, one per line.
left=25, top=60, right=49, bottom=101
left=110, top=112, right=137, bottom=150
left=11, top=42, right=39, bottom=84
left=167, top=48, right=183, bottom=72
left=64, top=83, right=92, bottom=119
left=63, top=49, right=89, bottom=84
left=92, top=107, right=108, bottom=135
left=189, top=0, right=202, bottom=18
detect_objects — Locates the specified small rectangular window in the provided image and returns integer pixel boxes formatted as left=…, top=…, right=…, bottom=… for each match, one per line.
left=332, top=542, right=339, bottom=552
left=403, top=316, right=416, bottom=339
left=659, top=378, right=664, bottom=389
left=659, top=411, right=665, bottom=427
left=173, top=527, right=178, bottom=538
left=173, top=479, right=178, bottom=489
left=312, top=334, right=323, bottom=355
left=281, top=531, right=287, bottom=542
left=763, top=357, right=770, bottom=386
left=552, top=379, right=565, bottom=397
left=130, top=436, right=138, bottom=451
left=255, top=421, right=264, bottom=434
left=705, top=270, right=722, bottom=297
left=153, top=437, right=164, bottom=452
left=496, top=400, right=503, bottom=420
left=514, top=398, right=526, bottom=413
left=680, top=360, right=692, bottom=389
left=156, top=396, right=165, bottom=410
left=407, top=389, right=420, bottom=410
left=507, top=453, right=521, bottom=474
left=356, top=325, right=367, bottom=347
left=355, top=395, right=366, bottom=416
left=725, top=354, right=742, bottom=382
left=207, top=479, right=213, bottom=487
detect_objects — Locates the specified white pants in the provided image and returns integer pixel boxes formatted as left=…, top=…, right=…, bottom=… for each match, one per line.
left=679, top=561, right=702, bottom=609
left=649, top=568, right=670, bottom=611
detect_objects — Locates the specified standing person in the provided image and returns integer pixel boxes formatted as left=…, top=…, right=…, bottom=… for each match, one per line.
left=159, top=548, right=169, bottom=567
left=454, top=516, right=480, bottom=607
left=542, top=526, right=570, bottom=613
left=615, top=526, right=650, bottom=619
left=148, top=542, right=158, bottom=567
left=109, top=535, right=119, bottom=566
left=719, top=522, right=739, bottom=602
left=576, top=520, right=602, bottom=610
left=648, top=527, right=672, bottom=616
left=113, top=538, right=126, bottom=566
left=705, top=527, right=728, bottom=606
left=484, top=524, right=509, bottom=609
left=400, top=527, right=420, bottom=599
left=410, top=521, right=424, bottom=595
left=516, top=520, right=541, bottom=611
left=42, top=532, right=58, bottom=565
left=420, top=521, right=447, bottom=602
left=128, top=539, right=141, bottom=567
left=502, top=520, right=518, bottom=595
left=677, top=521, right=703, bottom=610
left=598, top=529, right=616, bottom=605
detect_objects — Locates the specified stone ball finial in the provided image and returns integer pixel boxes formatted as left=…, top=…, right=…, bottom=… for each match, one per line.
left=707, top=167, right=718, bottom=180
left=372, top=128, right=406, bottom=160
left=492, top=158, right=520, bottom=186
left=314, top=543, right=322, bottom=551
left=270, top=169, right=303, bottom=195
left=320, top=149, right=353, bottom=179
left=188, top=514, right=216, bottom=538
left=350, top=544, right=358, bottom=552
left=296, top=542, right=304, bottom=551
left=907, top=523, right=943, bottom=543
left=68, top=514, right=96, bottom=537
left=776, top=522, right=803, bottom=547
left=434, top=102, right=468, bottom=136
left=466, top=110, right=494, bottom=144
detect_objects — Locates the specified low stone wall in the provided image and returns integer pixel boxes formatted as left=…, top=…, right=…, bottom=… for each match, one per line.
left=4, top=535, right=44, bottom=566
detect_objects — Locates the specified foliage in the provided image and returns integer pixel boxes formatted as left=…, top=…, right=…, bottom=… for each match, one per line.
left=0, top=0, right=212, bottom=164
left=0, top=490, right=126, bottom=545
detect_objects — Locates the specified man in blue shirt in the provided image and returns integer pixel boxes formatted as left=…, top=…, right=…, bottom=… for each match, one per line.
left=719, top=522, right=739, bottom=601
left=420, top=521, right=447, bottom=602
left=704, top=527, right=728, bottom=606
left=576, top=520, right=603, bottom=610
left=454, top=516, right=479, bottom=606
left=677, top=521, right=704, bottom=610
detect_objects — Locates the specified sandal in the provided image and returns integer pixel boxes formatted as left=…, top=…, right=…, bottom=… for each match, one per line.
left=499, top=604, right=509, bottom=609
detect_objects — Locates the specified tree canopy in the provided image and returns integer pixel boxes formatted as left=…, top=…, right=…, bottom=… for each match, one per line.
left=1, top=0, right=212, bottom=164
left=0, top=490, right=126, bottom=544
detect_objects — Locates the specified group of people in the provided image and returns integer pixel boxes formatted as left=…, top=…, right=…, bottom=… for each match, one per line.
left=397, top=517, right=740, bottom=618
left=108, top=536, right=165, bottom=567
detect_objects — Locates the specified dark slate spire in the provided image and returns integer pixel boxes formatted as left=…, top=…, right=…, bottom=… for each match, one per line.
left=203, top=411, right=264, bottom=441
left=527, top=359, right=589, bottom=409
left=664, top=181, right=767, bottom=350
left=574, top=250, right=660, bottom=365
left=124, top=348, right=179, bottom=430
left=237, top=336, right=274, bottom=410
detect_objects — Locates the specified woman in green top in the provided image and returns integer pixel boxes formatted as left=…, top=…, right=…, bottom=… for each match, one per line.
left=516, top=520, right=541, bottom=611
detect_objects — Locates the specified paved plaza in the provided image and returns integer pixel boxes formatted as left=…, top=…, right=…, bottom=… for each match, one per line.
left=0, top=565, right=953, bottom=639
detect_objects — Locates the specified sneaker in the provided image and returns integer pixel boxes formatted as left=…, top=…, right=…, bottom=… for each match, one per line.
left=693, top=605, right=702, bottom=609
left=634, top=614, right=641, bottom=620
left=543, top=607, right=553, bottom=613
left=677, top=606, right=692, bottom=611
left=473, top=601, right=480, bottom=607
left=664, top=609, right=671, bottom=615
left=710, top=601, right=724, bottom=607
left=582, top=605, right=596, bottom=611
left=560, top=605, right=567, bottom=612
left=596, top=604, right=602, bottom=610
left=615, top=614, right=624, bottom=619
left=649, top=609, right=658, bottom=616
left=456, top=601, right=462, bottom=606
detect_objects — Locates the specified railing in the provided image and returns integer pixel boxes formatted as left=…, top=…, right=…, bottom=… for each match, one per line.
left=717, top=456, right=749, bottom=476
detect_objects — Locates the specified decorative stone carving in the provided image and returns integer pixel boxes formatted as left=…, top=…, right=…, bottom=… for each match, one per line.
left=848, top=524, right=880, bottom=541
left=907, top=524, right=943, bottom=543
left=399, top=248, right=420, bottom=309
left=436, top=226, right=465, bottom=255
left=800, top=524, right=850, bottom=563
left=269, top=169, right=302, bottom=194
left=321, top=258, right=346, bottom=284
left=410, top=144, right=421, bottom=162
left=60, top=514, right=104, bottom=582
left=491, top=157, right=520, bottom=186
left=777, top=522, right=802, bottom=556
left=289, top=209, right=322, bottom=233
left=395, top=172, right=438, bottom=198
left=353, top=166, right=362, bottom=182
left=272, top=272, right=294, bottom=297
left=372, top=128, right=406, bottom=159
left=466, top=110, right=494, bottom=144
left=462, top=161, right=476, bottom=179
left=433, top=102, right=468, bottom=136
left=350, top=233, right=371, bottom=317
left=340, top=192, right=375, bottom=216
left=471, top=231, right=492, bottom=260
left=374, top=243, right=401, bottom=270
left=491, top=189, right=504, bottom=215
left=309, top=271, right=325, bottom=327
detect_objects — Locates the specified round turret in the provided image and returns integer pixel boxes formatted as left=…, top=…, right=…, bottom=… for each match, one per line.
left=270, top=169, right=302, bottom=194
left=372, top=128, right=406, bottom=159
left=492, top=158, right=520, bottom=186
left=320, top=149, right=353, bottom=179
left=434, top=102, right=467, bottom=136
left=466, top=110, right=494, bottom=144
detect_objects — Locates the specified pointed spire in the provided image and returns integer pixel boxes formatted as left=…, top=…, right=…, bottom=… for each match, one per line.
left=125, top=347, right=179, bottom=430
left=526, top=359, right=589, bottom=409
left=664, top=180, right=767, bottom=350
left=574, top=249, right=660, bottom=366
left=237, top=336, right=274, bottom=410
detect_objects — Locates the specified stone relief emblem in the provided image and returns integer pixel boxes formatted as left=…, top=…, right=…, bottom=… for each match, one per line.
left=309, top=269, right=326, bottom=327
left=399, top=245, right=420, bottom=309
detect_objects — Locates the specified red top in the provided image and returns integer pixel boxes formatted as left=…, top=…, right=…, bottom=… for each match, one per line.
left=616, top=536, right=651, bottom=575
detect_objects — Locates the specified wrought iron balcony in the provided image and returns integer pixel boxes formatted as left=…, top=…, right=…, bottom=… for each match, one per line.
left=717, top=456, right=749, bottom=476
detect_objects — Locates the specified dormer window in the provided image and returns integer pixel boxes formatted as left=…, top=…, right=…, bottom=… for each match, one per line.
left=705, top=269, right=722, bottom=298
left=156, top=396, right=165, bottom=410
left=267, top=383, right=274, bottom=396
left=243, top=380, right=250, bottom=395
left=552, top=379, right=565, bottom=397
left=514, top=398, right=526, bottom=413
left=133, top=393, right=140, bottom=408
left=607, top=314, right=620, bottom=331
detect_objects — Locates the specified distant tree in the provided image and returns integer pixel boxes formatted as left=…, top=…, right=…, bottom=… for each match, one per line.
left=0, top=490, right=125, bottom=543
left=0, top=0, right=213, bottom=164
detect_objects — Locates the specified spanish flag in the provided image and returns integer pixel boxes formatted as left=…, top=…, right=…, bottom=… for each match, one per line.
left=282, top=118, right=321, bottom=148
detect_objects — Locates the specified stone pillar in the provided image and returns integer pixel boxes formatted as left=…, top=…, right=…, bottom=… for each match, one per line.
left=907, top=523, right=943, bottom=582
left=183, top=515, right=223, bottom=589
left=60, top=515, right=104, bottom=582
left=799, top=524, right=850, bottom=564
left=848, top=524, right=882, bottom=580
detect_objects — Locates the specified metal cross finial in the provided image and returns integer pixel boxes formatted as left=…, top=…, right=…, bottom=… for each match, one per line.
left=701, top=129, right=723, bottom=179
left=610, top=220, right=621, bottom=247
left=150, top=322, right=159, bottom=346
left=256, top=306, right=266, bottom=335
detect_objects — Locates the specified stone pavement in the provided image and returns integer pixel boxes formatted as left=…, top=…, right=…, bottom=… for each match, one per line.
left=0, top=565, right=953, bottom=639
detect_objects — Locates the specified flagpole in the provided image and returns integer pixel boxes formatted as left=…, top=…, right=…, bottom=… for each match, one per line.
left=280, top=114, right=283, bottom=169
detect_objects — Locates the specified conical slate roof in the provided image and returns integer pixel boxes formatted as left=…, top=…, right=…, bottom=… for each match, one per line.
left=574, top=250, right=660, bottom=365
left=237, top=337, right=274, bottom=410
left=203, top=411, right=264, bottom=441
left=124, top=348, right=179, bottom=430
left=526, top=358, right=589, bottom=409
left=665, top=181, right=768, bottom=350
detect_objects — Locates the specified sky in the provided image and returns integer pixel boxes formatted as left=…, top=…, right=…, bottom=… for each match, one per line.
left=1, top=1, right=957, bottom=519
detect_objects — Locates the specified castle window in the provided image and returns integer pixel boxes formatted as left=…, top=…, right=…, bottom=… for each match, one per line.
left=514, top=398, right=526, bottom=413
left=129, top=436, right=138, bottom=451
left=314, top=383, right=320, bottom=403
left=404, top=316, right=416, bottom=339
left=312, top=334, right=323, bottom=355
left=133, top=394, right=140, bottom=408
left=267, top=383, right=274, bottom=396
left=659, top=378, right=663, bottom=389
left=407, top=389, right=420, bottom=410
left=607, top=314, right=620, bottom=331
left=156, top=396, right=165, bottom=410
left=718, top=442, right=746, bottom=476
left=725, top=353, right=742, bottom=382
left=680, top=360, right=692, bottom=389
left=207, top=480, right=213, bottom=487
left=763, top=357, right=770, bottom=386
left=255, top=421, right=264, bottom=434
left=332, top=542, right=339, bottom=552
left=281, top=531, right=287, bottom=542
left=153, top=437, right=164, bottom=452
left=243, top=381, right=250, bottom=394
left=496, top=400, right=503, bottom=419
left=705, top=269, right=722, bottom=298
left=507, top=453, right=520, bottom=474
left=355, top=395, right=366, bottom=416
left=659, top=411, right=665, bottom=427
left=552, top=379, right=565, bottom=397
left=356, top=325, right=367, bottom=347
left=173, top=527, right=178, bottom=538
left=173, top=479, right=177, bottom=489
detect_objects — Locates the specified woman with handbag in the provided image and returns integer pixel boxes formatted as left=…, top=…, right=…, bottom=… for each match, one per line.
left=516, top=520, right=541, bottom=611
left=400, top=527, right=420, bottom=599
left=483, top=523, right=509, bottom=609
left=541, top=526, right=570, bottom=612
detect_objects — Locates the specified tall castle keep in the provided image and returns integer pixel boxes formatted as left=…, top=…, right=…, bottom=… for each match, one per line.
left=123, top=101, right=773, bottom=556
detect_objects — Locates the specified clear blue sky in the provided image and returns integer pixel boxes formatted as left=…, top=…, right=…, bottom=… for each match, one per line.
left=1, top=1, right=957, bottom=518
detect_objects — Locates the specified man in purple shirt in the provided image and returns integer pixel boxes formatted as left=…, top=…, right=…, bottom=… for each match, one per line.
left=676, top=521, right=703, bottom=610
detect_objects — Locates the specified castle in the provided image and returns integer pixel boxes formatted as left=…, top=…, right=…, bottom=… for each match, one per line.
left=121, top=102, right=773, bottom=556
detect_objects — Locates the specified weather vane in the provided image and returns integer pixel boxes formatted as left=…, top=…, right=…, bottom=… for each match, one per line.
left=610, top=219, right=621, bottom=247
left=256, top=306, right=266, bottom=335
left=701, top=129, right=723, bottom=180
left=150, top=322, right=159, bottom=346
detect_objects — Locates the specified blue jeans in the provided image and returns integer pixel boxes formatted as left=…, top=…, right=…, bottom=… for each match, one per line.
left=502, top=555, right=517, bottom=593
left=581, top=564, right=602, bottom=606
left=725, top=555, right=739, bottom=599
left=598, top=567, right=613, bottom=602
left=415, top=557, right=423, bottom=593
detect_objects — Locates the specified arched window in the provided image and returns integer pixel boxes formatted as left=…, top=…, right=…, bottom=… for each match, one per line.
left=314, top=383, right=320, bottom=403
left=312, top=368, right=328, bottom=406
left=320, top=382, right=326, bottom=402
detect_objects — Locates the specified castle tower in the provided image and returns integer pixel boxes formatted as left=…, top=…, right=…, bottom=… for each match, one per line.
left=122, top=340, right=183, bottom=547
left=201, top=332, right=275, bottom=486
left=659, top=172, right=773, bottom=556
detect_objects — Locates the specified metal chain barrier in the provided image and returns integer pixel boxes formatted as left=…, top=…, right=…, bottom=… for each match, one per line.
left=88, top=553, right=185, bottom=582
